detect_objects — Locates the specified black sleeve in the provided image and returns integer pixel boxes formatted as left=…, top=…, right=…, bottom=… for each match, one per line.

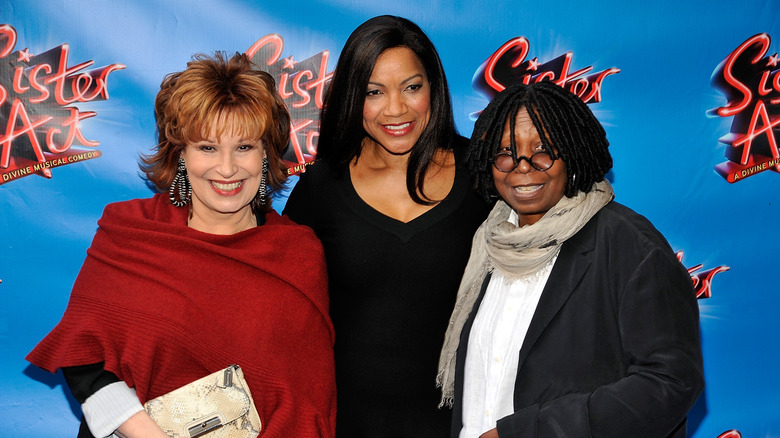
left=283, top=167, right=317, bottom=227
left=62, top=362, right=120, bottom=404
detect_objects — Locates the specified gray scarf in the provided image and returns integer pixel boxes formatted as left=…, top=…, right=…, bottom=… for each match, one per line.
left=436, top=180, right=614, bottom=407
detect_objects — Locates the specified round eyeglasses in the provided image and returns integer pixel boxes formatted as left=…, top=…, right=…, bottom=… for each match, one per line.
left=492, top=149, right=560, bottom=172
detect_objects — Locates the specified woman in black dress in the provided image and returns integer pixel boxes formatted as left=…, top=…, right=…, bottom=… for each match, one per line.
left=284, top=15, right=489, bottom=437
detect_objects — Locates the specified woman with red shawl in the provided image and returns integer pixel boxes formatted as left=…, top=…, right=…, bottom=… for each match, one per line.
left=27, top=52, right=336, bottom=437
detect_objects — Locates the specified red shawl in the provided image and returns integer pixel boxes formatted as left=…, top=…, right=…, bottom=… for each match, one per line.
left=27, top=193, right=336, bottom=437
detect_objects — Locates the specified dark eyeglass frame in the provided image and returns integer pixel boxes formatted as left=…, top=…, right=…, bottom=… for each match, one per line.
left=492, top=148, right=561, bottom=173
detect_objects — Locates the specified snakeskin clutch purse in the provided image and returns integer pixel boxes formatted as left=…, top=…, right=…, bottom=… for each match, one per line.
left=144, top=364, right=261, bottom=438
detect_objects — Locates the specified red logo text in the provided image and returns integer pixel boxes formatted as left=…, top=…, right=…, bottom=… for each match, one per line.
left=710, top=33, right=780, bottom=183
left=0, top=24, right=124, bottom=185
left=676, top=251, right=730, bottom=299
left=472, top=36, right=620, bottom=109
left=246, top=34, right=332, bottom=175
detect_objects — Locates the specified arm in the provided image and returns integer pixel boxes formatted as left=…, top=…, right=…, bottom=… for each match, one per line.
left=63, top=364, right=167, bottom=437
left=496, top=248, right=704, bottom=438
left=281, top=172, right=315, bottom=225
left=62, top=362, right=120, bottom=404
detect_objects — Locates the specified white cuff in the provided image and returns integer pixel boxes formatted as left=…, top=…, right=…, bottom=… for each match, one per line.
left=82, top=381, right=143, bottom=437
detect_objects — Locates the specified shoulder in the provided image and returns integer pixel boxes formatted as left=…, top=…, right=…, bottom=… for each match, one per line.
left=101, top=196, right=147, bottom=215
left=452, top=134, right=469, bottom=149
left=567, top=201, right=677, bottom=264
left=303, top=160, right=339, bottom=180
left=564, top=202, right=693, bottom=299
left=100, top=193, right=183, bottom=225
left=451, top=135, right=469, bottom=163
left=100, top=194, right=163, bottom=220
left=283, top=161, right=342, bottom=218
left=266, top=209, right=315, bottom=232
left=264, top=209, right=322, bottom=245
left=288, top=161, right=341, bottom=195
left=260, top=212, right=328, bottom=290
left=594, top=202, right=672, bottom=249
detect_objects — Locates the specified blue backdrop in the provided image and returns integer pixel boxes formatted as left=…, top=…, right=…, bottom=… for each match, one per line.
left=2, top=1, right=778, bottom=436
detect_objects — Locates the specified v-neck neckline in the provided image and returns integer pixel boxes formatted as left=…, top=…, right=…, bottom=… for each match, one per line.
left=336, top=148, right=470, bottom=243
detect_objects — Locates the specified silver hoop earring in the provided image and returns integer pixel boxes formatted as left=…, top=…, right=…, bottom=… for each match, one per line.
left=169, top=157, right=191, bottom=207
left=258, top=157, right=268, bottom=206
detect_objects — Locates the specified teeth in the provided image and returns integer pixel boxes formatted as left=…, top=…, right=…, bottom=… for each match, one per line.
left=384, top=122, right=411, bottom=131
left=514, top=184, right=542, bottom=193
left=212, top=181, right=242, bottom=191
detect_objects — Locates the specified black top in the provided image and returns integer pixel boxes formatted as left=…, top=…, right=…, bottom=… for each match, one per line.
left=284, top=138, right=490, bottom=437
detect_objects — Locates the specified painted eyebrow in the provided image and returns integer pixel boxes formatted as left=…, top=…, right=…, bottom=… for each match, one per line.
left=367, top=73, right=424, bottom=87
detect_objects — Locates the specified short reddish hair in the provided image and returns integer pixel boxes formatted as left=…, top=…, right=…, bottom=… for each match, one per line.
left=141, top=51, right=290, bottom=212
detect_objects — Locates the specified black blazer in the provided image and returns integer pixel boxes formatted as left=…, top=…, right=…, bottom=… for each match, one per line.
left=452, top=202, right=704, bottom=438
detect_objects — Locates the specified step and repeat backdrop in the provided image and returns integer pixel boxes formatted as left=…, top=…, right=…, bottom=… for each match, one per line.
left=1, top=0, right=778, bottom=436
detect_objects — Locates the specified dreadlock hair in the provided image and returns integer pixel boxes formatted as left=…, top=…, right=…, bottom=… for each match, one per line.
left=315, top=15, right=457, bottom=205
left=467, top=81, right=612, bottom=203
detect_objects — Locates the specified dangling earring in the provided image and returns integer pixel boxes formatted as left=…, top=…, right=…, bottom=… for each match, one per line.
left=169, top=157, right=191, bottom=207
left=257, top=158, right=268, bottom=205
left=258, top=157, right=268, bottom=206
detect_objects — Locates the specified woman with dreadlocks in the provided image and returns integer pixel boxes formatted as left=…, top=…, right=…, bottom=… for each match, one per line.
left=437, top=82, right=704, bottom=438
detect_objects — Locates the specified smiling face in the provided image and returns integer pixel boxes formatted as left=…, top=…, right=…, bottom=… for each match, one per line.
left=180, top=119, right=265, bottom=230
left=492, top=107, right=567, bottom=227
left=361, top=46, right=431, bottom=156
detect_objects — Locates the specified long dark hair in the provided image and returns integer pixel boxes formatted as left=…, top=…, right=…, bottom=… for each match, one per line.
left=315, top=15, right=457, bottom=204
left=468, top=81, right=613, bottom=202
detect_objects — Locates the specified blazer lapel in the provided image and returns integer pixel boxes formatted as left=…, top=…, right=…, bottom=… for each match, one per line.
left=515, top=222, right=596, bottom=369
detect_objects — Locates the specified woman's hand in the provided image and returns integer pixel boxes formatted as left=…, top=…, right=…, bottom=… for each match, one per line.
left=480, top=427, right=499, bottom=438
left=114, top=410, right=169, bottom=438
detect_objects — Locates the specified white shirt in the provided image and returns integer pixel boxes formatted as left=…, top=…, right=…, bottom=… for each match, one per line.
left=459, top=211, right=559, bottom=438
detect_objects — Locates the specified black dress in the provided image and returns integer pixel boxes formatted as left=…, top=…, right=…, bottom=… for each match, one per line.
left=284, top=139, right=489, bottom=437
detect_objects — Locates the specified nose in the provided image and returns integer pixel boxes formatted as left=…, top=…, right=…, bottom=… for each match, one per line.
left=385, top=91, right=407, bottom=117
left=217, top=150, right=238, bottom=177
left=513, top=156, right=535, bottom=174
